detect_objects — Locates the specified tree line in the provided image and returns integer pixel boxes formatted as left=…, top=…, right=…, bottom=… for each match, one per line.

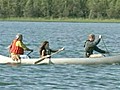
left=0, top=0, right=120, bottom=19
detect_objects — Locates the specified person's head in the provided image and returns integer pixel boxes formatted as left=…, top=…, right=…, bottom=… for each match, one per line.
left=40, top=41, right=49, bottom=55
left=88, top=34, right=95, bottom=41
left=16, top=33, right=23, bottom=41
left=41, top=41, right=49, bottom=49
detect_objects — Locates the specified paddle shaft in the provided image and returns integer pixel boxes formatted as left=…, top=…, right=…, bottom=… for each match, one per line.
left=27, top=50, right=33, bottom=58
left=34, top=48, right=64, bottom=64
left=101, top=37, right=110, bottom=55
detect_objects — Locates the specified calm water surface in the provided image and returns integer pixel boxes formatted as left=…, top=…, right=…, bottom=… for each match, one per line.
left=0, top=21, right=120, bottom=90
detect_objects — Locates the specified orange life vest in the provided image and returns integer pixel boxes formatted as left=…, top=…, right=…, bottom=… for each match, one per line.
left=10, top=39, right=24, bottom=54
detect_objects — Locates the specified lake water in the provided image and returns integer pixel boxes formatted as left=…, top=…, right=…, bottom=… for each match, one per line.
left=0, top=21, right=120, bottom=90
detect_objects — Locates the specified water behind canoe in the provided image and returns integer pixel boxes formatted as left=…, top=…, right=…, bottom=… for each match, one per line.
left=0, top=21, right=120, bottom=90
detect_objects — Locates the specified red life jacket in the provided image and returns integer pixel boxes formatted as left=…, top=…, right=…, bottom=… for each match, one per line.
left=10, top=39, right=24, bottom=54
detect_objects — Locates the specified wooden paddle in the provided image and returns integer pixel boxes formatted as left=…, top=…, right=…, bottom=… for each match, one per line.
left=34, top=47, right=65, bottom=64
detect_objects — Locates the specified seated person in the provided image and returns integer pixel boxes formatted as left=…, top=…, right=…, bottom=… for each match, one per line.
left=39, top=41, right=64, bottom=58
left=9, top=33, right=33, bottom=60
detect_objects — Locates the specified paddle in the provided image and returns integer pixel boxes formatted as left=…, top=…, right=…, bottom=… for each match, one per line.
left=101, top=36, right=110, bottom=55
left=34, top=47, right=64, bottom=64
left=26, top=50, right=33, bottom=58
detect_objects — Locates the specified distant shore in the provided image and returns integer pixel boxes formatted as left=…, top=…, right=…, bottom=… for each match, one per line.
left=0, top=17, right=120, bottom=23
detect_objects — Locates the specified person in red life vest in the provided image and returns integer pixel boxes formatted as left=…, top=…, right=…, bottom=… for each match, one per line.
left=9, top=33, right=33, bottom=61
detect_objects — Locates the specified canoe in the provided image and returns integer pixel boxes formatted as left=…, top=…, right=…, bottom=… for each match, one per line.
left=0, top=54, right=120, bottom=65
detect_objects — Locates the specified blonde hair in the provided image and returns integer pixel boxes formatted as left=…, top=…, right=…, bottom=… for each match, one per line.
left=88, top=34, right=95, bottom=38
left=16, top=33, right=23, bottom=40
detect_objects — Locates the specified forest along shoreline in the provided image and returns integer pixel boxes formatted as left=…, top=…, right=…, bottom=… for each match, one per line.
left=0, top=18, right=120, bottom=23
left=0, top=0, right=120, bottom=23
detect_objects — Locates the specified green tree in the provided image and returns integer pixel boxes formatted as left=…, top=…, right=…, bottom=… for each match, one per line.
left=0, top=0, right=120, bottom=19
left=13, top=0, right=27, bottom=17
left=24, top=0, right=34, bottom=17
left=115, top=0, right=120, bottom=18
left=87, top=0, right=109, bottom=19
left=107, top=0, right=117, bottom=18
left=0, top=0, right=10, bottom=18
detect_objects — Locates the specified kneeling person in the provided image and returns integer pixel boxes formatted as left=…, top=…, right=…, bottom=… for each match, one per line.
left=84, top=34, right=108, bottom=58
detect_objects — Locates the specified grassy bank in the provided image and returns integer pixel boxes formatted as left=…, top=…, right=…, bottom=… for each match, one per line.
left=0, top=17, right=120, bottom=23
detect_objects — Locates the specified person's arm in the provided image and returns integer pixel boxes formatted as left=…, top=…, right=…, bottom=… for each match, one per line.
left=94, top=35, right=102, bottom=45
left=86, top=38, right=101, bottom=48
left=94, top=46, right=106, bottom=53
left=50, top=48, right=62, bottom=53
left=88, top=35, right=102, bottom=47
left=50, top=49, right=58, bottom=53
left=50, top=47, right=64, bottom=54
left=94, top=38, right=101, bottom=45
left=40, top=50, right=51, bottom=58
left=41, top=50, right=46, bottom=57
left=16, top=41, right=33, bottom=51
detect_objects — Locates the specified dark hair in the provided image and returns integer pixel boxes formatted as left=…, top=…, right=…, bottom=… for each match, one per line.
left=39, top=41, right=49, bottom=55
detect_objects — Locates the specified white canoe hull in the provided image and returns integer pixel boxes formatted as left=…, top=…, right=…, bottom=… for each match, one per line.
left=0, top=55, right=120, bottom=65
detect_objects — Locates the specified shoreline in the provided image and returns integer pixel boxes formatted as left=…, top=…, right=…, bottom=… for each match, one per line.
left=0, top=17, right=120, bottom=23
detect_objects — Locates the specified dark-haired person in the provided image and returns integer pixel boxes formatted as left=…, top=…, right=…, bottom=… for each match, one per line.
left=9, top=33, right=33, bottom=60
left=84, top=34, right=108, bottom=58
left=39, top=41, right=64, bottom=58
